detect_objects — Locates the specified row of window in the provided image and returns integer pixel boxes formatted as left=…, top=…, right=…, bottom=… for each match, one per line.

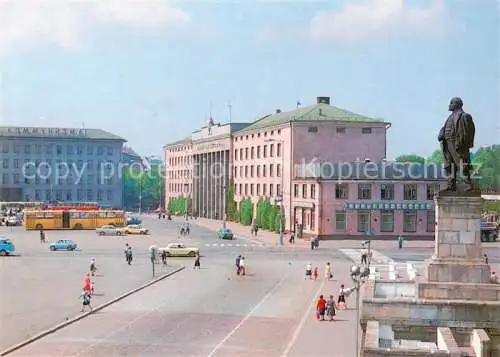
left=2, top=158, right=116, bottom=170
left=168, top=155, right=192, bottom=167
left=307, top=126, right=372, bottom=134
left=169, top=183, right=192, bottom=194
left=24, top=189, right=114, bottom=202
left=234, top=129, right=281, bottom=142
left=1, top=142, right=115, bottom=156
left=235, top=183, right=282, bottom=198
left=1, top=173, right=114, bottom=185
left=293, top=184, right=317, bottom=199
left=334, top=210, right=435, bottom=233
left=331, top=183, right=442, bottom=201
left=168, top=170, right=191, bottom=180
left=167, top=144, right=191, bottom=153
left=234, top=163, right=281, bottom=179
left=234, top=143, right=281, bottom=161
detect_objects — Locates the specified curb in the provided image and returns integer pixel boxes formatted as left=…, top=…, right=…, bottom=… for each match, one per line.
left=0, top=265, right=185, bottom=356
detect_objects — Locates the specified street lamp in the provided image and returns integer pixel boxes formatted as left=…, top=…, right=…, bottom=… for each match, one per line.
left=222, top=185, right=227, bottom=229
left=264, top=138, right=284, bottom=246
left=351, top=264, right=370, bottom=357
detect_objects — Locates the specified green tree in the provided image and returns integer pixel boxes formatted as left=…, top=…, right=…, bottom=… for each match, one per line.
left=473, top=145, right=500, bottom=190
left=395, top=155, right=425, bottom=164
left=226, top=179, right=236, bottom=221
left=426, top=149, right=444, bottom=164
left=239, top=199, right=254, bottom=226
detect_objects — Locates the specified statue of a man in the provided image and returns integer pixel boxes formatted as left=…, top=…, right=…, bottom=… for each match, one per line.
left=438, top=97, right=475, bottom=191
left=207, top=117, right=214, bottom=135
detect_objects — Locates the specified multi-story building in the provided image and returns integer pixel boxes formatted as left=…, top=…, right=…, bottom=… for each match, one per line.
left=0, top=126, right=125, bottom=208
left=164, top=137, right=193, bottom=205
left=293, top=162, right=446, bottom=237
left=164, top=96, right=445, bottom=238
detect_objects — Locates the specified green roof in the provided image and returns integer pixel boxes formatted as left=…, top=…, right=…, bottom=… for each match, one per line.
left=237, top=103, right=385, bottom=132
left=0, top=126, right=125, bottom=141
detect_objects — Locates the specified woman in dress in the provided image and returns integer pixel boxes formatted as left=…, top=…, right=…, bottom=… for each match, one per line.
left=324, top=262, right=332, bottom=281
left=326, top=295, right=336, bottom=320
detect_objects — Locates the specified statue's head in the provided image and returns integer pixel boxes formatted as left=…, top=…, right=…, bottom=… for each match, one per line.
left=448, top=97, right=463, bottom=111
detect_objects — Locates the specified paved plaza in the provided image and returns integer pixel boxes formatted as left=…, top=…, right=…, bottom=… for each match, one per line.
left=1, top=216, right=498, bottom=356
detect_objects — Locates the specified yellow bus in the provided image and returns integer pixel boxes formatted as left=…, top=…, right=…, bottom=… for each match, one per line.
left=24, top=210, right=127, bottom=230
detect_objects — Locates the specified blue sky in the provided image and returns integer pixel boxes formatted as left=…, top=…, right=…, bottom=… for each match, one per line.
left=0, top=0, right=498, bottom=159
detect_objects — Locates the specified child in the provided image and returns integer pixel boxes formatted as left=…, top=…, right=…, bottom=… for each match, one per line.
left=305, top=263, right=312, bottom=280
left=313, top=267, right=319, bottom=281
left=337, top=284, right=347, bottom=310
left=80, top=290, right=93, bottom=312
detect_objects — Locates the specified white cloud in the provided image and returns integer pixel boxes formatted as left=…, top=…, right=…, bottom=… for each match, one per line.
left=309, top=0, right=446, bottom=44
left=0, top=0, right=191, bottom=54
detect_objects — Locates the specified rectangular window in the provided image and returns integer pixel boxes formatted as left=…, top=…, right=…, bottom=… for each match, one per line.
left=426, top=183, right=440, bottom=200
left=66, top=191, right=72, bottom=201
left=257, top=184, right=260, bottom=196
left=263, top=145, right=267, bottom=158
left=245, top=148, right=248, bottom=159
left=362, top=128, right=372, bottom=134
left=358, top=184, right=371, bottom=200
left=239, top=148, right=243, bottom=159
left=311, top=210, right=315, bottom=230
left=276, top=164, right=281, bottom=177
left=245, top=166, right=248, bottom=177
left=251, top=147, right=254, bottom=159
left=263, top=165, right=267, bottom=177
left=308, top=126, right=318, bottom=133
left=13, top=173, right=19, bottom=184
left=270, top=184, right=274, bottom=197
left=277, top=143, right=281, bottom=156
left=35, top=144, right=41, bottom=154
left=239, top=184, right=242, bottom=195
left=257, top=165, right=260, bottom=177
left=270, top=164, right=274, bottom=177
left=335, top=183, right=348, bottom=199
left=310, top=184, right=316, bottom=199
left=404, top=184, right=417, bottom=200
left=107, top=190, right=113, bottom=201
left=357, top=211, right=370, bottom=233
left=257, top=146, right=260, bottom=158
left=245, top=184, right=248, bottom=195
left=2, top=173, right=8, bottom=184
left=380, top=210, right=394, bottom=232
left=336, top=127, right=346, bottom=133
left=234, top=149, right=238, bottom=161
left=277, top=184, right=281, bottom=196
left=46, top=190, right=52, bottom=201
left=56, top=190, right=62, bottom=201
left=97, top=190, right=103, bottom=201
left=1, top=143, right=8, bottom=153
left=77, top=190, right=84, bottom=201
left=250, top=165, right=254, bottom=177
left=302, top=184, right=307, bottom=198
left=2, top=159, right=8, bottom=169
left=403, top=211, right=417, bottom=232
left=270, top=144, right=274, bottom=157
left=426, top=211, right=435, bottom=232
left=294, top=184, right=299, bottom=197
left=380, top=184, right=394, bottom=200
left=263, top=184, right=267, bottom=196
left=335, top=211, right=346, bottom=231
left=14, top=144, right=20, bottom=153
left=234, top=167, right=238, bottom=178
left=24, top=144, right=31, bottom=154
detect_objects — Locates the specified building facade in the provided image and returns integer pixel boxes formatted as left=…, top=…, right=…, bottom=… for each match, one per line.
left=164, top=96, right=445, bottom=238
left=164, top=138, right=193, bottom=204
left=0, top=126, right=125, bottom=208
left=293, top=162, right=447, bottom=237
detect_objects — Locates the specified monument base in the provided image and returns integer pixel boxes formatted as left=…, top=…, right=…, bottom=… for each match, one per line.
left=425, top=258, right=491, bottom=284
left=418, top=281, right=500, bottom=301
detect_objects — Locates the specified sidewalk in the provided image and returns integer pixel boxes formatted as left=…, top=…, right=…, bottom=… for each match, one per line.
left=174, top=216, right=310, bottom=247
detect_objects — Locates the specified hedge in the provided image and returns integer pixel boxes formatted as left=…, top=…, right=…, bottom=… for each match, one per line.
left=255, top=198, right=283, bottom=232
left=239, top=199, right=254, bottom=226
left=167, top=196, right=191, bottom=216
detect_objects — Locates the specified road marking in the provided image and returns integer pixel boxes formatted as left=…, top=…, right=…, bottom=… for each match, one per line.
left=227, top=244, right=233, bottom=247
left=281, top=279, right=326, bottom=357
left=212, top=244, right=217, bottom=247
left=220, top=244, right=225, bottom=247
left=206, top=277, right=285, bottom=357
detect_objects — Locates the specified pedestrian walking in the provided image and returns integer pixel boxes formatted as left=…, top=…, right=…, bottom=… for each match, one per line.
left=235, top=255, right=242, bottom=275
left=338, top=284, right=347, bottom=310
left=316, top=295, right=326, bottom=321
left=305, top=263, right=312, bottom=280
left=313, top=267, right=319, bottom=281
left=39, top=229, right=45, bottom=243
left=89, top=258, right=97, bottom=276
left=361, top=248, right=368, bottom=265
left=124, top=244, right=133, bottom=265
left=80, top=290, right=93, bottom=312
left=161, top=250, right=167, bottom=266
left=326, top=295, right=336, bottom=321
left=324, top=262, right=333, bottom=281
left=239, top=256, right=246, bottom=276
left=484, top=253, right=489, bottom=264
left=194, top=255, right=201, bottom=269
left=288, top=232, right=295, bottom=244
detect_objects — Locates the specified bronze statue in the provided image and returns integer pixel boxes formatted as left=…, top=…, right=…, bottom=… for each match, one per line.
left=438, top=97, right=475, bottom=192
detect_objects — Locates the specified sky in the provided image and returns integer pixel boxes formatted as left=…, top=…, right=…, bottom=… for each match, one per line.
left=0, top=0, right=498, bottom=159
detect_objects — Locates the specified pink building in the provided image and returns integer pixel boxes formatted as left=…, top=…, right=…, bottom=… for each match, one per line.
left=164, top=138, right=193, bottom=205
left=293, top=162, right=447, bottom=238
left=164, top=96, right=444, bottom=238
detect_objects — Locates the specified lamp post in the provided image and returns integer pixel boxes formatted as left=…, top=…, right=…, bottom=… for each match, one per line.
left=350, top=264, right=370, bottom=357
left=264, top=138, right=284, bottom=246
left=222, top=185, right=227, bottom=229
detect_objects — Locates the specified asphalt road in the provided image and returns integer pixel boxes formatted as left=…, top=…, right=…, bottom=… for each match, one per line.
left=3, top=217, right=362, bottom=357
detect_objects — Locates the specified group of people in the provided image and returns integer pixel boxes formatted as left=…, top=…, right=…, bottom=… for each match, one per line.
left=179, top=222, right=191, bottom=237
left=80, top=258, right=98, bottom=312
left=315, top=285, right=353, bottom=321
left=235, top=255, right=246, bottom=276
left=305, top=262, right=333, bottom=281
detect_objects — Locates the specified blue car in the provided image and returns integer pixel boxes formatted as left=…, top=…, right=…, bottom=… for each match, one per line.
left=127, top=217, right=142, bottom=225
left=0, top=238, right=15, bottom=255
left=49, top=239, right=77, bottom=251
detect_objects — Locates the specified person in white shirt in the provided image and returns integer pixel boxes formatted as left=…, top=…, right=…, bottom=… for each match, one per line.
left=239, top=257, right=246, bottom=276
left=305, top=263, right=312, bottom=280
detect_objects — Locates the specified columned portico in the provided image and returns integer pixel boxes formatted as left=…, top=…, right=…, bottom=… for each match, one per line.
left=191, top=121, right=238, bottom=220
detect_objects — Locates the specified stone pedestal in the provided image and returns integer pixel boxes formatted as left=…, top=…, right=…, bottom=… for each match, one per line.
left=423, top=193, right=491, bottom=293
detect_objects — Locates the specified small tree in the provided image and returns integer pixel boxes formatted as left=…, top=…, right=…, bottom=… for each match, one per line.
left=256, top=198, right=264, bottom=228
left=268, top=204, right=277, bottom=232
left=239, top=199, right=254, bottom=226
left=226, top=179, right=236, bottom=221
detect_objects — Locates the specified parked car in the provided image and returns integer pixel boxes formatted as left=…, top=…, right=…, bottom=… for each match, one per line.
left=7, top=216, right=19, bottom=226
left=0, top=237, right=15, bottom=255
left=124, top=225, right=149, bottom=235
left=96, top=224, right=126, bottom=236
left=127, top=217, right=142, bottom=225
left=49, top=239, right=77, bottom=251
left=159, top=243, right=198, bottom=257
left=217, top=228, right=234, bottom=240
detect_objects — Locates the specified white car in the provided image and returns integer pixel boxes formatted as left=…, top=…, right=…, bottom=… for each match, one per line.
left=7, top=217, right=19, bottom=226
left=95, top=224, right=126, bottom=236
